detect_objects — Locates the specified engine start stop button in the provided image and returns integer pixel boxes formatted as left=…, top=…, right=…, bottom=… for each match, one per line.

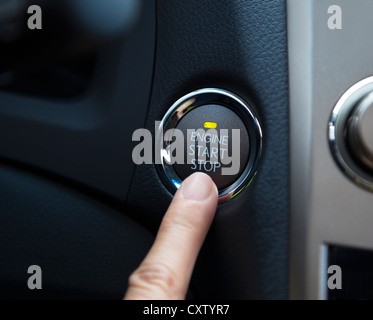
left=157, top=88, right=262, bottom=202
left=174, top=104, right=250, bottom=190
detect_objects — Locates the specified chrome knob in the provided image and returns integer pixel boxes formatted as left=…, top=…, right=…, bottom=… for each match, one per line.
left=347, top=92, right=373, bottom=171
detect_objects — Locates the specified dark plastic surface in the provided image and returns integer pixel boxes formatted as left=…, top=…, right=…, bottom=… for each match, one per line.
left=0, top=1, right=156, bottom=298
left=0, top=0, right=155, bottom=200
left=0, top=161, right=153, bottom=299
left=126, top=0, right=289, bottom=299
left=174, top=104, right=250, bottom=190
left=0, top=0, right=142, bottom=71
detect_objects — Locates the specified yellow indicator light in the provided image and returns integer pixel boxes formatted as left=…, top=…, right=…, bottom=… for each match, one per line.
left=204, top=121, right=217, bottom=129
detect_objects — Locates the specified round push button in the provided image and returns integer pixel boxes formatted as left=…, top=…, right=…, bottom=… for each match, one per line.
left=173, top=104, right=250, bottom=190
left=157, top=88, right=262, bottom=202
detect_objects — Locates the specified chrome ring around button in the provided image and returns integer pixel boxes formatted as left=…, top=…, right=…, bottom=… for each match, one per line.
left=329, top=76, right=373, bottom=191
left=156, top=88, right=263, bottom=203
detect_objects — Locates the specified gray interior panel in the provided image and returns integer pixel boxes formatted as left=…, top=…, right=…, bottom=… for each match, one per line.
left=288, top=0, right=373, bottom=299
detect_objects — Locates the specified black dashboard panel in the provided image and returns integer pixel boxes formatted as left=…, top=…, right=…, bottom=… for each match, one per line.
left=126, top=0, right=289, bottom=299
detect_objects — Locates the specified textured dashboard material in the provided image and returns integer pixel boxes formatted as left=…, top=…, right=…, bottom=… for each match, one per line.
left=126, top=0, right=289, bottom=299
left=0, top=162, right=153, bottom=299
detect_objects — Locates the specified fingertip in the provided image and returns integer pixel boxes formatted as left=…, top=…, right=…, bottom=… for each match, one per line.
left=124, top=172, right=219, bottom=300
left=178, top=172, right=218, bottom=201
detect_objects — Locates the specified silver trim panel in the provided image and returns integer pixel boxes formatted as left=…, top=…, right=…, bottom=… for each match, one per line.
left=288, top=0, right=373, bottom=299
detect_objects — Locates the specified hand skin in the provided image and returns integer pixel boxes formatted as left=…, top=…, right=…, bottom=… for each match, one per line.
left=124, top=172, right=218, bottom=300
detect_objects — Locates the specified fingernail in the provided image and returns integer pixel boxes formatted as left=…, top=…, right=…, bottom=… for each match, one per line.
left=180, top=172, right=216, bottom=201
